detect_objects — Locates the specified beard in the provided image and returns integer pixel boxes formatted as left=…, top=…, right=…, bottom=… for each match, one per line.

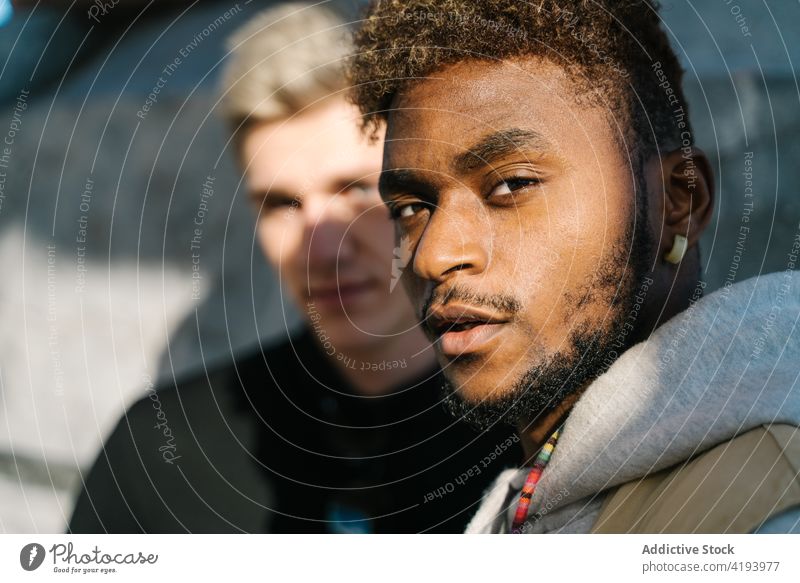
left=442, top=183, right=655, bottom=432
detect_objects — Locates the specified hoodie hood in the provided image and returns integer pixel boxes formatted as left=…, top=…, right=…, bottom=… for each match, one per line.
left=467, top=271, right=800, bottom=533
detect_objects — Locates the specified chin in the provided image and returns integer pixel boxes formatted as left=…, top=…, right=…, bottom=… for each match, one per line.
left=444, top=370, right=514, bottom=405
left=440, top=358, right=571, bottom=431
left=324, top=316, right=388, bottom=351
left=441, top=375, right=524, bottom=431
left=324, top=325, right=364, bottom=350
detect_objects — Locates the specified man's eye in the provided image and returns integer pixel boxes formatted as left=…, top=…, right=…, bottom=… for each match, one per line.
left=251, top=195, right=299, bottom=215
left=263, top=197, right=296, bottom=210
left=488, top=177, right=542, bottom=198
left=388, top=201, right=427, bottom=220
left=399, top=205, right=417, bottom=218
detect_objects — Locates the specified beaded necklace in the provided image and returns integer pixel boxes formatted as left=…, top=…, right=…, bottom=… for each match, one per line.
left=510, top=425, right=562, bottom=533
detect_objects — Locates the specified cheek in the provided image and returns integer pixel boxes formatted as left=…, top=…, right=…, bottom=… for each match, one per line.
left=354, top=207, right=396, bottom=265
left=490, top=193, right=586, bottom=284
left=488, top=189, right=614, bottom=328
left=256, top=216, right=304, bottom=275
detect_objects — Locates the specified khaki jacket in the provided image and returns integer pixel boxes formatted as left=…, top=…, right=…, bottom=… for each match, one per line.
left=592, top=424, right=800, bottom=533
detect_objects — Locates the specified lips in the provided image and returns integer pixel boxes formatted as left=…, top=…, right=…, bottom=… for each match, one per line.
left=426, top=304, right=510, bottom=357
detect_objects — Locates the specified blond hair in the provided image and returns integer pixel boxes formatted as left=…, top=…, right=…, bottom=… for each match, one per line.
left=219, top=2, right=350, bottom=133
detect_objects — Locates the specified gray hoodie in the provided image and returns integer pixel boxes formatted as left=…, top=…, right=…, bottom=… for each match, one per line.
left=466, top=271, right=800, bottom=533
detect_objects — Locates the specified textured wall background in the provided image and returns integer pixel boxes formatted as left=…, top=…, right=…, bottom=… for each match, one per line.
left=0, top=0, right=299, bottom=533
left=0, top=0, right=798, bottom=533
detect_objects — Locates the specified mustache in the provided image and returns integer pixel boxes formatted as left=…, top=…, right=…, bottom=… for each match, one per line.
left=420, top=285, right=522, bottom=322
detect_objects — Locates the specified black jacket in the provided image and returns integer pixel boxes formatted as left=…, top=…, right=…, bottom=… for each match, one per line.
left=69, top=329, right=521, bottom=533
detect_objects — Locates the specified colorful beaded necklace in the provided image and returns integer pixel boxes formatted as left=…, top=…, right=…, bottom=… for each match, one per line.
left=510, top=425, right=562, bottom=533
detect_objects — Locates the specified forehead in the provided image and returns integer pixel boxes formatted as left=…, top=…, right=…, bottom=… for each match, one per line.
left=242, top=99, right=383, bottom=186
left=384, top=57, right=619, bottom=169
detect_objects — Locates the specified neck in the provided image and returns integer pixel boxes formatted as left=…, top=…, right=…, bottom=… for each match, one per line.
left=320, top=330, right=436, bottom=396
left=514, top=273, right=706, bottom=464
left=646, top=266, right=705, bottom=336
left=517, top=389, right=586, bottom=464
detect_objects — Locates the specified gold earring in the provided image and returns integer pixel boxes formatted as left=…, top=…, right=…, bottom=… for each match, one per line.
left=664, top=234, right=688, bottom=264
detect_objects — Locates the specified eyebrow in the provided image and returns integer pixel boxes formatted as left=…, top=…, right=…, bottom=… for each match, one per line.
left=378, top=168, right=435, bottom=199
left=247, top=187, right=297, bottom=204
left=378, top=128, right=554, bottom=198
left=452, top=128, right=553, bottom=174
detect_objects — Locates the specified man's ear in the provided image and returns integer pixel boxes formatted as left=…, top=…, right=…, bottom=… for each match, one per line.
left=658, top=147, right=715, bottom=259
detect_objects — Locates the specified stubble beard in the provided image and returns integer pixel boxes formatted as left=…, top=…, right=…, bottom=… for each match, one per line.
left=441, top=189, right=655, bottom=432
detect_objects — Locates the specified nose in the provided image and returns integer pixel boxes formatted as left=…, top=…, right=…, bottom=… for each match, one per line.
left=302, top=192, right=356, bottom=265
left=412, top=192, right=488, bottom=283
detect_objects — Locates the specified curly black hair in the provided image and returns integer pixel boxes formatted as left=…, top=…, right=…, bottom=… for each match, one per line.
left=348, top=0, right=691, bottom=156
